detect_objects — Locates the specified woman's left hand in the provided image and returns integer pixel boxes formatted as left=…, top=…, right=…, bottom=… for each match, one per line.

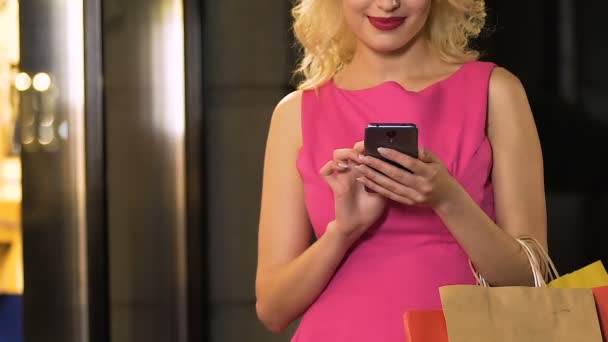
left=352, top=141, right=460, bottom=210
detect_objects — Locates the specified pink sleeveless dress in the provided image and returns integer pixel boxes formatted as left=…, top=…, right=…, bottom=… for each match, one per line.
left=293, top=61, right=497, bottom=341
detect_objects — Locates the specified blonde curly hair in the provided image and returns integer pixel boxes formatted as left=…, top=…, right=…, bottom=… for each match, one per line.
left=292, top=0, right=487, bottom=90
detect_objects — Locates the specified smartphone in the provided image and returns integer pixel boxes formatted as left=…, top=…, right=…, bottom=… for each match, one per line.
left=364, top=123, right=418, bottom=172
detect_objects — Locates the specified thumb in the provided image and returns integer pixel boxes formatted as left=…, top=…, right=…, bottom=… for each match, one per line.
left=353, top=141, right=365, bottom=154
left=419, top=147, right=438, bottom=163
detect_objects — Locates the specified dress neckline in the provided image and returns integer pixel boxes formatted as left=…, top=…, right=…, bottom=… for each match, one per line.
left=329, top=61, right=473, bottom=95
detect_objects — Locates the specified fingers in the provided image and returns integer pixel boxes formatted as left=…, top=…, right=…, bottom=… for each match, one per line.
left=333, top=148, right=360, bottom=164
left=355, top=164, right=422, bottom=202
left=320, top=147, right=365, bottom=179
left=330, top=146, right=441, bottom=174
left=375, top=147, right=426, bottom=175
left=418, top=147, right=429, bottom=162
left=355, top=177, right=415, bottom=205
left=414, top=148, right=444, bottom=183
left=417, top=147, right=435, bottom=163
left=319, top=161, right=334, bottom=177
left=358, top=154, right=422, bottom=187
left=353, top=141, right=365, bottom=154
left=320, top=160, right=345, bottom=177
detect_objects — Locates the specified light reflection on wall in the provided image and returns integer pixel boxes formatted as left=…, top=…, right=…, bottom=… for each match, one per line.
left=32, top=72, right=51, bottom=92
left=153, top=0, right=187, bottom=339
left=14, top=71, right=59, bottom=152
left=155, top=0, right=185, bottom=140
left=14, top=72, right=31, bottom=92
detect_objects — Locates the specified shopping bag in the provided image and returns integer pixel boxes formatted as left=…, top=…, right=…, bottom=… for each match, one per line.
left=402, top=309, right=448, bottom=342
left=593, top=286, right=608, bottom=341
left=440, top=285, right=602, bottom=342
left=546, top=259, right=608, bottom=340
left=439, top=237, right=604, bottom=342
left=549, top=260, right=608, bottom=288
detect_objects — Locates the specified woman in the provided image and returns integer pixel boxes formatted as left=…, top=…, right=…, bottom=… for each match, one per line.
left=256, top=0, right=547, bottom=341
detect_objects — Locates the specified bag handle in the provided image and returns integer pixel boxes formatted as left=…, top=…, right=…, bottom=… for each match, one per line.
left=470, top=237, right=560, bottom=288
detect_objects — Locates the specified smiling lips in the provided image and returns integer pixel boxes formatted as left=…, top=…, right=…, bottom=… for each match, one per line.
left=368, top=16, right=406, bottom=31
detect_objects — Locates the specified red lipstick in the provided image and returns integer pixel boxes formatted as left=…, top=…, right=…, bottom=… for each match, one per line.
left=368, top=16, right=406, bottom=31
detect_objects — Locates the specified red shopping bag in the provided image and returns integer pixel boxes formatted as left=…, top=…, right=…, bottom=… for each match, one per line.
left=593, top=286, right=608, bottom=341
left=403, top=309, right=448, bottom=342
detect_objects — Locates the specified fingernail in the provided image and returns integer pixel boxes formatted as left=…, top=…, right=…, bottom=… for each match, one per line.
left=377, top=147, right=388, bottom=154
left=338, top=162, right=349, bottom=169
left=359, top=154, right=368, bottom=162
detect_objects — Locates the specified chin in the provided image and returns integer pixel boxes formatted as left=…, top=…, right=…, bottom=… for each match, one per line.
left=365, top=39, right=411, bottom=54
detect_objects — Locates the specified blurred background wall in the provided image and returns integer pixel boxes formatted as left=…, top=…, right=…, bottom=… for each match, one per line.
left=201, top=0, right=296, bottom=341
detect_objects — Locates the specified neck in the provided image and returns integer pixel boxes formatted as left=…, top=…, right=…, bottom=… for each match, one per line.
left=339, top=34, right=443, bottom=87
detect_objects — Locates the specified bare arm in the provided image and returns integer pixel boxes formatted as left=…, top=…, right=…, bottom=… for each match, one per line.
left=434, top=67, right=547, bottom=285
left=255, top=92, right=353, bottom=332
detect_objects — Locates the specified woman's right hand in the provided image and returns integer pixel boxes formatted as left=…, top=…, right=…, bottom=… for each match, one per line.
left=320, top=148, right=387, bottom=244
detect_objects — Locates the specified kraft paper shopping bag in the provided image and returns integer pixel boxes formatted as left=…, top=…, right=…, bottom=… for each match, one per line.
left=439, top=285, right=603, bottom=342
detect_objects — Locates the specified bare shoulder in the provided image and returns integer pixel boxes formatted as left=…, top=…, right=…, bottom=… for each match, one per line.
left=488, top=67, right=528, bottom=103
left=487, top=67, right=533, bottom=125
left=273, top=90, right=303, bottom=123
left=269, top=90, right=304, bottom=147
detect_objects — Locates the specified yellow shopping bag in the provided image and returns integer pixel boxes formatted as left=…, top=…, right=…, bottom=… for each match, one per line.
left=549, top=260, right=608, bottom=288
